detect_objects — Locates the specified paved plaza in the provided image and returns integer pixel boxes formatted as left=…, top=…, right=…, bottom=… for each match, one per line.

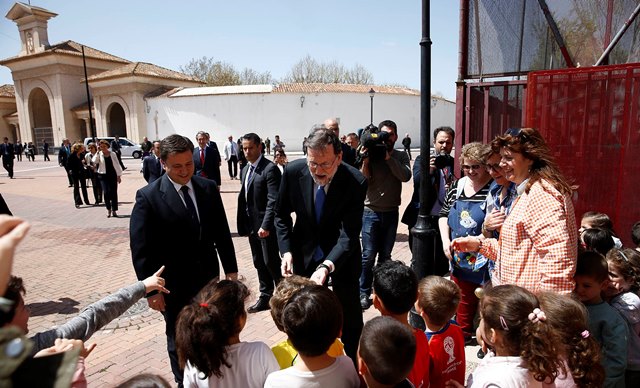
left=2, top=154, right=479, bottom=386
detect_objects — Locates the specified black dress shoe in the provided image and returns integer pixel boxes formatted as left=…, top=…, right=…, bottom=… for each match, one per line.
left=247, top=297, right=271, bottom=313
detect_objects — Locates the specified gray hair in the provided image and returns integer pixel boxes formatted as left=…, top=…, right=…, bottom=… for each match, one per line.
left=304, top=125, right=341, bottom=155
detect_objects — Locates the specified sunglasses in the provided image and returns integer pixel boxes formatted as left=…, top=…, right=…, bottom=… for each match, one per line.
left=505, top=127, right=528, bottom=142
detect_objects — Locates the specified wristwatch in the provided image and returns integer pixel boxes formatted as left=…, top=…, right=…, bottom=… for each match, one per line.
left=316, top=263, right=331, bottom=273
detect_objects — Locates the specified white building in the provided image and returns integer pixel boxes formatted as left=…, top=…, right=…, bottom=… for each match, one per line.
left=0, top=2, right=455, bottom=152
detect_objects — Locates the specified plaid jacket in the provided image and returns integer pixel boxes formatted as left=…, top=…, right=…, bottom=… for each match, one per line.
left=480, top=179, right=577, bottom=294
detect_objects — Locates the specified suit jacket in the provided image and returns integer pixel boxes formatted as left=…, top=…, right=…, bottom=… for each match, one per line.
left=193, top=144, right=222, bottom=186
left=142, top=155, right=164, bottom=183
left=0, top=143, right=15, bottom=159
left=275, top=159, right=367, bottom=275
left=237, top=156, right=281, bottom=236
left=58, top=146, right=70, bottom=167
left=130, top=174, right=238, bottom=311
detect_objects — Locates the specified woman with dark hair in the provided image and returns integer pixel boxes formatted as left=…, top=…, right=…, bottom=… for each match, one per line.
left=452, top=128, right=577, bottom=294
left=93, top=139, right=123, bottom=217
left=68, top=142, right=91, bottom=208
left=274, top=149, right=288, bottom=174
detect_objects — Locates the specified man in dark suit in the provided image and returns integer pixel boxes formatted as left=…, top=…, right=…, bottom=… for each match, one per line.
left=142, top=141, right=164, bottom=184
left=110, top=136, right=126, bottom=170
left=130, top=134, right=238, bottom=387
left=58, top=139, right=73, bottom=187
left=275, top=125, right=367, bottom=363
left=237, top=133, right=282, bottom=313
left=0, top=138, right=15, bottom=179
left=42, top=140, right=50, bottom=161
left=192, top=131, right=222, bottom=187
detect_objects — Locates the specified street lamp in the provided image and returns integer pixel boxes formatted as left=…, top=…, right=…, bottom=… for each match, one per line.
left=369, top=88, right=375, bottom=124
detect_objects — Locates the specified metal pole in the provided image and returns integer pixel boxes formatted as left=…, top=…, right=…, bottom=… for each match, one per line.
left=81, top=45, right=96, bottom=139
left=409, top=0, right=434, bottom=331
left=596, top=2, right=640, bottom=66
left=370, top=95, right=374, bottom=124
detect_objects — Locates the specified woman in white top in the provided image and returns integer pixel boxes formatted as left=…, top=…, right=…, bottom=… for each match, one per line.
left=92, top=140, right=122, bottom=217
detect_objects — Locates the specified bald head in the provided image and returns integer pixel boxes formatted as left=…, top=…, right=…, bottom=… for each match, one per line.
left=323, top=118, right=340, bottom=136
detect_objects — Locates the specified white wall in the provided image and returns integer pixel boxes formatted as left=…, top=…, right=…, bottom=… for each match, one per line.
left=145, top=90, right=455, bottom=152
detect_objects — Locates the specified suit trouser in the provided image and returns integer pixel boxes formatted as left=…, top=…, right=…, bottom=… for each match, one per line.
left=162, top=307, right=183, bottom=387
left=72, top=174, right=90, bottom=205
left=2, top=158, right=13, bottom=178
left=248, top=232, right=282, bottom=298
left=98, top=174, right=118, bottom=211
left=227, top=155, right=238, bottom=177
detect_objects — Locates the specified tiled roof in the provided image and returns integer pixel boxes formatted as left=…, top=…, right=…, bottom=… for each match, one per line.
left=86, top=62, right=203, bottom=83
left=272, top=83, right=420, bottom=95
left=0, top=85, right=15, bottom=98
left=0, top=40, right=130, bottom=64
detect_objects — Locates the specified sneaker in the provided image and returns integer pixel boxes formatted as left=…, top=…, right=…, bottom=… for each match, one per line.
left=360, top=294, right=372, bottom=310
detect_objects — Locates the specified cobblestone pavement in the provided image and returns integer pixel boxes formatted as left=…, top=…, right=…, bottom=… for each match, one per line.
left=2, top=154, right=479, bottom=386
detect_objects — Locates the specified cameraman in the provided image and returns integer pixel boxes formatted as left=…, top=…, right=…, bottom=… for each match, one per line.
left=404, top=126, right=454, bottom=279
left=358, top=120, right=411, bottom=309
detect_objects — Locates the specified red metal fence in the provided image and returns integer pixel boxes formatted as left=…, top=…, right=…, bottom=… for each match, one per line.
left=526, top=63, right=640, bottom=246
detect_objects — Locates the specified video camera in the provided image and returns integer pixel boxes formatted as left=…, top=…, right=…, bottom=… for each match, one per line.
left=359, top=124, right=390, bottom=162
left=431, top=150, right=454, bottom=169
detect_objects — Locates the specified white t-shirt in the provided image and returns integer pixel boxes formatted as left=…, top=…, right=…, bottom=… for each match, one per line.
left=468, top=352, right=541, bottom=388
left=264, top=355, right=360, bottom=388
left=183, top=341, right=279, bottom=388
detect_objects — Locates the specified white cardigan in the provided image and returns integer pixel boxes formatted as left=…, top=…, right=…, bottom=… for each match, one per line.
left=92, top=151, right=123, bottom=176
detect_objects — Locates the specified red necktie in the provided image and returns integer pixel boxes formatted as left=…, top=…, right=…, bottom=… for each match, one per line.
left=200, top=149, right=206, bottom=177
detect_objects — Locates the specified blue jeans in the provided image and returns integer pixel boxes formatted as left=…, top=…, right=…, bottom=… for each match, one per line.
left=359, top=208, right=399, bottom=296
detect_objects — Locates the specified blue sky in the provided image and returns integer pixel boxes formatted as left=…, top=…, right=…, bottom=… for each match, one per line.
left=0, top=1, right=459, bottom=100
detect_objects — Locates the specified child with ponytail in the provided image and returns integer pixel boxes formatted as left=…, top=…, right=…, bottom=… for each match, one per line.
left=175, top=280, right=279, bottom=388
left=450, top=285, right=562, bottom=387
left=538, top=292, right=605, bottom=387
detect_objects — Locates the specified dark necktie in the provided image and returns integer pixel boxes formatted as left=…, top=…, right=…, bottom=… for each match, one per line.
left=313, top=185, right=326, bottom=261
left=246, top=165, right=255, bottom=186
left=180, top=186, right=199, bottom=224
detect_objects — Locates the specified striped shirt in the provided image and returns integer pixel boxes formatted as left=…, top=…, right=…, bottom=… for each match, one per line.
left=479, top=179, right=577, bottom=294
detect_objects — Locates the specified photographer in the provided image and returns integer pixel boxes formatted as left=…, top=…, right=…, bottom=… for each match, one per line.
left=358, top=120, right=411, bottom=309
left=404, top=126, right=455, bottom=279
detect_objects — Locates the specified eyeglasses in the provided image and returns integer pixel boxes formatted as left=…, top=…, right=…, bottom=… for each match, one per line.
left=308, top=156, right=338, bottom=170
left=486, top=163, right=502, bottom=172
left=462, top=164, right=482, bottom=171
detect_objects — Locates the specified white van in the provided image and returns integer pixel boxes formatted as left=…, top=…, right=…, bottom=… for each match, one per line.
left=83, top=137, right=143, bottom=159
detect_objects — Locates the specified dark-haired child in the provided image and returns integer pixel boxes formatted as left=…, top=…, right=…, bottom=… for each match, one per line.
left=264, top=285, right=359, bottom=388
left=415, top=276, right=465, bottom=387
left=605, top=248, right=640, bottom=386
left=358, top=316, right=416, bottom=388
left=580, top=211, right=622, bottom=248
left=175, top=280, right=279, bottom=388
left=268, top=275, right=344, bottom=368
left=538, top=292, right=605, bottom=387
left=372, top=260, right=429, bottom=387
left=574, top=251, right=627, bottom=388
left=632, top=221, right=640, bottom=253
left=580, top=227, right=615, bottom=256
left=461, top=285, right=562, bottom=387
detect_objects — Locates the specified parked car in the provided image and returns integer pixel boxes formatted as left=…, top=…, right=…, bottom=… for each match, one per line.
left=83, top=137, right=143, bottom=159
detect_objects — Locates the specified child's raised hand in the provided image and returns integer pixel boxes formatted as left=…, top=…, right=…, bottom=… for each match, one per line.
left=143, top=265, right=170, bottom=294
